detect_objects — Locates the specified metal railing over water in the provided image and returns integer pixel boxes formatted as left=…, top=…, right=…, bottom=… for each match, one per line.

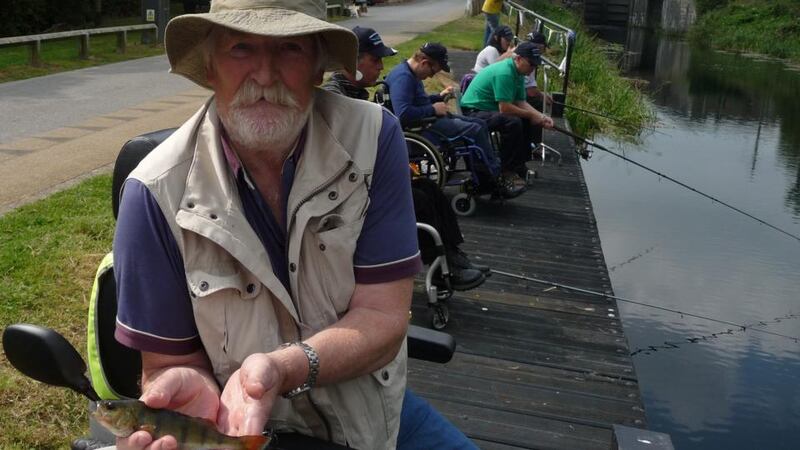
left=504, top=1, right=577, bottom=112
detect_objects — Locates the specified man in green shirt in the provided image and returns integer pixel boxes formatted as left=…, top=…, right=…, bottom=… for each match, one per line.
left=461, top=41, right=554, bottom=178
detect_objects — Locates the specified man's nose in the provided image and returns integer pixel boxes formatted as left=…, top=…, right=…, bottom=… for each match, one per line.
left=251, top=49, right=279, bottom=86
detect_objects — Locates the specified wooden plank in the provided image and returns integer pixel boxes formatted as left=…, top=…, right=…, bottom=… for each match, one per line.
left=405, top=51, right=648, bottom=449
left=430, top=399, right=613, bottom=450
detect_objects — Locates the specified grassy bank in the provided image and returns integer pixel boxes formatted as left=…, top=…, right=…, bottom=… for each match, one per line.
left=0, top=7, right=652, bottom=448
left=690, top=0, right=800, bottom=62
left=0, top=175, right=114, bottom=449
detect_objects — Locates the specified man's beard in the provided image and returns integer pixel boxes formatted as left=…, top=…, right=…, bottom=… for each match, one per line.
left=217, top=79, right=313, bottom=152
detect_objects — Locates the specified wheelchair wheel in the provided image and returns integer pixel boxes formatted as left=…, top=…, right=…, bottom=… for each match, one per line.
left=405, top=132, right=446, bottom=189
left=431, top=304, right=449, bottom=330
left=451, top=192, right=476, bottom=216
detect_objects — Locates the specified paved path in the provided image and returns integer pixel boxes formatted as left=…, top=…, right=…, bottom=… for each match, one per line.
left=0, top=0, right=465, bottom=215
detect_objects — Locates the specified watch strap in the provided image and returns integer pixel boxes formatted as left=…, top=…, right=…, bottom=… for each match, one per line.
left=280, top=341, right=320, bottom=399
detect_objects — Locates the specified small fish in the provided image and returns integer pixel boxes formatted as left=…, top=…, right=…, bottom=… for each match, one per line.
left=93, top=399, right=270, bottom=450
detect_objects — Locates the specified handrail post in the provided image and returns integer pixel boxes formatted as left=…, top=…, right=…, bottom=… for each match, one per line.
left=79, top=33, right=90, bottom=59
left=116, top=30, right=127, bottom=54
left=29, top=40, right=42, bottom=67
left=561, top=31, right=576, bottom=101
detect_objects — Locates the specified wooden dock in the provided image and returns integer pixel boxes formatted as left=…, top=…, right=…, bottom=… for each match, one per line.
left=407, top=50, right=646, bottom=450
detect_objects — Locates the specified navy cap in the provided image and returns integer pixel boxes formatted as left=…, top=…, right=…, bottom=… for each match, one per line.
left=352, top=26, right=397, bottom=58
left=514, top=41, right=542, bottom=66
left=527, top=31, right=549, bottom=48
left=420, top=42, right=450, bottom=73
left=493, top=25, right=514, bottom=41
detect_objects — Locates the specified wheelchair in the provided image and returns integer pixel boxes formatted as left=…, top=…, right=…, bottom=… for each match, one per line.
left=373, top=81, right=520, bottom=217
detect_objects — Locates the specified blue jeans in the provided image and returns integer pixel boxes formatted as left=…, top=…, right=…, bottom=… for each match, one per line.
left=398, top=389, right=478, bottom=450
left=483, top=12, right=500, bottom=47
left=424, top=115, right=501, bottom=177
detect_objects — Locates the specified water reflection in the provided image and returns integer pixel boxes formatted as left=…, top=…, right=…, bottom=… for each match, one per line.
left=584, top=30, right=800, bottom=450
left=624, top=30, right=800, bottom=215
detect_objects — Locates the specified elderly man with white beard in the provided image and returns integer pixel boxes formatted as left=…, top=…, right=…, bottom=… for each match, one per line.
left=110, top=1, right=477, bottom=450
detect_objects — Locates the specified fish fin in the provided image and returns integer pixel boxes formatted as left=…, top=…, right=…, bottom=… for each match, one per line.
left=239, top=434, right=271, bottom=450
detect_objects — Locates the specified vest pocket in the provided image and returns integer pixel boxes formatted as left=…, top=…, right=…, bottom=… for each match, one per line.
left=313, top=216, right=366, bottom=314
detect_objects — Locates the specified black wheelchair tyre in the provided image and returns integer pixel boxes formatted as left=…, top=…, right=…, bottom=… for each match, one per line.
left=405, top=132, right=447, bottom=189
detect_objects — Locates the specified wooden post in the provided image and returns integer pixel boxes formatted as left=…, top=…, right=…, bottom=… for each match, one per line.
left=79, top=33, right=90, bottom=59
left=29, top=40, right=42, bottom=66
left=116, top=30, right=127, bottom=54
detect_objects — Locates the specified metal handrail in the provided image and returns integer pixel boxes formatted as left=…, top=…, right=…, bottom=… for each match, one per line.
left=504, top=1, right=577, bottom=101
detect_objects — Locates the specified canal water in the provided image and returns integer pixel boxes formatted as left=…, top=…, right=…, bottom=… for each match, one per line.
left=581, top=35, right=800, bottom=449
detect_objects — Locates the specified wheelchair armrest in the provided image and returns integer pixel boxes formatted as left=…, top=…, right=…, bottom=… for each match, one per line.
left=401, top=116, right=437, bottom=131
left=407, top=324, right=455, bottom=363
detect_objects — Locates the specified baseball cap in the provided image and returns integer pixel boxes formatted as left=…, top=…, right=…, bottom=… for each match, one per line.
left=514, top=41, right=542, bottom=66
left=419, top=42, right=450, bottom=73
left=352, top=26, right=397, bottom=58
left=527, top=31, right=549, bottom=48
left=494, top=25, right=514, bottom=41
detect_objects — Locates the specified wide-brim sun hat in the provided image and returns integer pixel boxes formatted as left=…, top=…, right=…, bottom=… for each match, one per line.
left=165, top=0, right=358, bottom=89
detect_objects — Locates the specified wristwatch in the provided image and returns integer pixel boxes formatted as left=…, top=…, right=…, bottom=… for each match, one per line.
left=279, top=341, right=320, bottom=399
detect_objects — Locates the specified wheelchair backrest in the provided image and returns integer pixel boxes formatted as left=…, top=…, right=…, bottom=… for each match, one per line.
left=459, top=73, right=475, bottom=98
left=372, top=80, right=393, bottom=113
left=88, top=128, right=176, bottom=400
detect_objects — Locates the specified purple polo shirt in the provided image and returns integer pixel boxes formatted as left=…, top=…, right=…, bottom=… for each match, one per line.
left=113, top=109, right=421, bottom=355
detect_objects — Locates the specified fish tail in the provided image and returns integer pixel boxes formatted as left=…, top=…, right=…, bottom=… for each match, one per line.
left=239, top=434, right=270, bottom=450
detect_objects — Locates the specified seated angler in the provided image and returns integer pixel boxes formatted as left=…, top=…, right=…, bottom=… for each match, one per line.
left=323, top=26, right=489, bottom=290
left=384, top=42, right=524, bottom=197
left=460, top=41, right=555, bottom=179
left=111, top=1, right=478, bottom=449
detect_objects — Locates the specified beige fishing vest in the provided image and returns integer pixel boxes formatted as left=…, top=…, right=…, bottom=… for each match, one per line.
left=128, top=89, right=407, bottom=450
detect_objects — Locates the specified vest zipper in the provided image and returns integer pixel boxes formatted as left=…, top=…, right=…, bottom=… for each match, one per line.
left=286, top=159, right=354, bottom=442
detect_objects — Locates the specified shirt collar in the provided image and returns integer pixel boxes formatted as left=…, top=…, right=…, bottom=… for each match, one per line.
left=220, top=126, right=307, bottom=184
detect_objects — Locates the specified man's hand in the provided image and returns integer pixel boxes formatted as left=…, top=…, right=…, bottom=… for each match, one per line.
left=116, top=361, right=221, bottom=450
left=534, top=114, right=554, bottom=129
left=439, top=86, right=454, bottom=97
left=218, top=352, right=289, bottom=436
left=433, top=102, right=449, bottom=116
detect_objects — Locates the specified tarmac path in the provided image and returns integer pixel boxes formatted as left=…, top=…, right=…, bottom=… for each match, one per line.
left=0, top=0, right=465, bottom=215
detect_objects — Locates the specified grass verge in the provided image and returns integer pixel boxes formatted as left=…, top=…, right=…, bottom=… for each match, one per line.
left=690, top=0, right=800, bottom=62
left=0, top=31, right=165, bottom=84
left=0, top=6, right=652, bottom=448
left=0, top=175, right=114, bottom=449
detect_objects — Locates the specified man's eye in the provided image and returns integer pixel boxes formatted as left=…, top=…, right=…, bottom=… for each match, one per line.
left=280, top=42, right=304, bottom=53
left=230, top=43, right=252, bottom=57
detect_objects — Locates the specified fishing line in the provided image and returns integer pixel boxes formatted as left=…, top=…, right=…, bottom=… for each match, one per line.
left=608, top=246, right=657, bottom=272
left=630, top=313, right=800, bottom=356
left=552, top=125, right=800, bottom=243
left=490, top=269, right=800, bottom=343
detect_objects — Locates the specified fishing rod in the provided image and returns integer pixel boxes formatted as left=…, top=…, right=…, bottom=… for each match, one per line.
left=490, top=269, right=800, bottom=344
left=552, top=102, right=630, bottom=126
left=552, top=125, right=800, bottom=243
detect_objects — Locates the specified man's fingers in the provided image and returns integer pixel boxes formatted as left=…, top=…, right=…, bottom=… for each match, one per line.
left=241, top=401, right=272, bottom=436
left=140, top=372, right=182, bottom=408
left=117, top=430, right=153, bottom=450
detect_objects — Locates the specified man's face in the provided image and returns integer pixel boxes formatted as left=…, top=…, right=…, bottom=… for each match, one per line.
left=207, top=29, right=323, bottom=151
left=357, top=53, right=384, bottom=87
left=514, top=55, right=536, bottom=76
left=421, top=58, right=440, bottom=80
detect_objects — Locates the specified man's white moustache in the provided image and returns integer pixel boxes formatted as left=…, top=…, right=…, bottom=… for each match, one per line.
left=232, top=80, right=299, bottom=108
